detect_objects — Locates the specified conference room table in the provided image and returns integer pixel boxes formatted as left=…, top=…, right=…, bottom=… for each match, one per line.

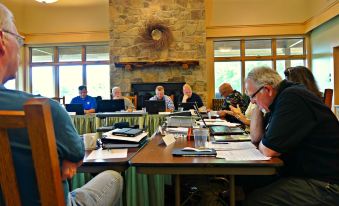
left=71, top=112, right=169, bottom=206
left=130, top=135, right=284, bottom=206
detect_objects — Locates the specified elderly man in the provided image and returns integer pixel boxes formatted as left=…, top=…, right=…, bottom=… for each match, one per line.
left=70, top=85, right=96, bottom=114
left=217, top=82, right=249, bottom=119
left=243, top=67, right=339, bottom=205
left=112, top=86, right=135, bottom=111
left=0, top=3, right=122, bottom=205
left=179, top=83, right=204, bottom=108
left=149, top=85, right=175, bottom=111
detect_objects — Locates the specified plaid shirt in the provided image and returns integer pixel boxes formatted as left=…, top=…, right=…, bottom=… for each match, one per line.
left=222, top=90, right=249, bottom=113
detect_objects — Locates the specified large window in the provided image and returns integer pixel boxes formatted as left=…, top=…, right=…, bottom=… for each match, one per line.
left=30, top=45, right=110, bottom=103
left=214, top=38, right=306, bottom=96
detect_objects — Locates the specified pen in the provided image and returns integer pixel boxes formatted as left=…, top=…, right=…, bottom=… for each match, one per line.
left=212, top=142, right=229, bottom=144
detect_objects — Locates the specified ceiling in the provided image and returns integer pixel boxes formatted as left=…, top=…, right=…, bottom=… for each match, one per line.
left=10, top=0, right=107, bottom=7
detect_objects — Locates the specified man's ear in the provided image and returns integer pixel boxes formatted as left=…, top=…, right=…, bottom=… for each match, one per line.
left=0, top=32, right=5, bottom=56
left=266, top=85, right=274, bottom=96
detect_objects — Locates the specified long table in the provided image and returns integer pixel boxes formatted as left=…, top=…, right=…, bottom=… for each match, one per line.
left=71, top=113, right=169, bottom=206
left=130, top=135, right=283, bottom=206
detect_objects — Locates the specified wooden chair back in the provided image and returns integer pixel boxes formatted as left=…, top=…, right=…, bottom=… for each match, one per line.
left=323, top=89, right=333, bottom=108
left=0, top=98, right=65, bottom=206
left=126, top=95, right=137, bottom=108
left=51, top=96, right=65, bottom=105
left=212, top=98, right=225, bottom=111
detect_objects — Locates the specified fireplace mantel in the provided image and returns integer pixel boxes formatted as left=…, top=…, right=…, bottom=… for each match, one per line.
left=114, top=60, right=199, bottom=70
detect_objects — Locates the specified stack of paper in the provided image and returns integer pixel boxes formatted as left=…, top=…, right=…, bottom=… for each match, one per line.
left=86, top=148, right=128, bottom=160
left=216, top=149, right=271, bottom=161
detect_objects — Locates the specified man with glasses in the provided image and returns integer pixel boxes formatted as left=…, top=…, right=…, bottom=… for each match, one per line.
left=217, top=82, right=249, bottom=122
left=243, top=66, right=339, bottom=205
left=0, top=3, right=122, bottom=206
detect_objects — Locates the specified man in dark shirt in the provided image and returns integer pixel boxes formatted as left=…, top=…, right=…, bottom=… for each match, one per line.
left=244, top=67, right=339, bottom=205
left=179, top=83, right=204, bottom=109
left=217, top=82, right=249, bottom=122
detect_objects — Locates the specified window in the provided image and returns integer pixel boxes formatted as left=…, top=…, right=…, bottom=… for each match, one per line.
left=30, top=45, right=110, bottom=103
left=4, top=79, right=16, bottom=90
left=214, top=38, right=306, bottom=97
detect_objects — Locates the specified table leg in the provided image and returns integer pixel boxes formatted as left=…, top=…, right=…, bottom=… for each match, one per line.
left=122, top=171, right=127, bottom=206
left=175, top=174, right=180, bottom=206
left=230, top=175, right=235, bottom=206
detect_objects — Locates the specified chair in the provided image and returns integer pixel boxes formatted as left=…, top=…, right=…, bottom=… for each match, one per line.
left=212, top=98, right=225, bottom=111
left=323, top=89, right=333, bottom=108
left=51, top=96, right=65, bottom=105
left=0, top=98, right=65, bottom=206
left=126, top=95, right=137, bottom=108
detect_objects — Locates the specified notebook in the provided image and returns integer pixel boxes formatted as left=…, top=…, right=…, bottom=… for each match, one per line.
left=193, top=104, right=244, bottom=135
left=144, top=100, right=166, bottom=114
left=96, top=99, right=125, bottom=113
left=177, top=102, right=195, bottom=110
left=65, top=104, right=84, bottom=115
left=172, top=148, right=217, bottom=157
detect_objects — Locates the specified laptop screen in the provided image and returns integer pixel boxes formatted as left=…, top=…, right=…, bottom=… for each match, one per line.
left=144, top=100, right=166, bottom=114
left=96, top=99, right=125, bottom=113
left=178, top=102, right=195, bottom=110
left=65, top=104, right=84, bottom=115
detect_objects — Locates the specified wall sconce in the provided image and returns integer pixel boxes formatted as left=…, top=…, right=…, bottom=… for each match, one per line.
left=35, top=0, right=58, bottom=3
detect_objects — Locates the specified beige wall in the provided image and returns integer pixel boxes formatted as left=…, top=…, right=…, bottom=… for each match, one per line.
left=311, top=16, right=339, bottom=106
left=1, top=0, right=110, bottom=43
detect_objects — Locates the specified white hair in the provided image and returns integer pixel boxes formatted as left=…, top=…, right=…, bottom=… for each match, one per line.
left=246, top=66, right=282, bottom=88
left=0, top=4, right=14, bottom=31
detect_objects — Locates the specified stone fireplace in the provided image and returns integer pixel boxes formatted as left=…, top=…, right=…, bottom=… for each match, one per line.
left=109, top=0, right=207, bottom=104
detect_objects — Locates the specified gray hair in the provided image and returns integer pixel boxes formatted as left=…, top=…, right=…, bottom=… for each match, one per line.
left=246, top=66, right=282, bottom=88
left=0, top=4, right=14, bottom=31
left=112, top=86, right=121, bottom=93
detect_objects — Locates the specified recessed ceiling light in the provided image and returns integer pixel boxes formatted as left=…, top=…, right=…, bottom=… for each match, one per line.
left=35, top=0, right=58, bottom=4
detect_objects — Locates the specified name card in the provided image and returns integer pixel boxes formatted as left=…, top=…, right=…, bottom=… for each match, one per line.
left=159, top=134, right=176, bottom=146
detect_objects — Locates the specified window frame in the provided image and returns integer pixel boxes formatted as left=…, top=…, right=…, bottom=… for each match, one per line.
left=29, top=44, right=110, bottom=98
left=213, top=37, right=306, bottom=95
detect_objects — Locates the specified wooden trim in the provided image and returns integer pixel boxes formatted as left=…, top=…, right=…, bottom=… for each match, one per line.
left=114, top=60, right=199, bottom=70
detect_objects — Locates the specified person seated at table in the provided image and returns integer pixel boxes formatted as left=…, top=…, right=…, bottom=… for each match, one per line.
left=179, top=83, right=204, bottom=110
left=112, top=86, right=135, bottom=111
left=243, top=66, right=339, bottom=206
left=149, top=85, right=175, bottom=111
left=284, top=66, right=322, bottom=99
left=0, top=3, right=123, bottom=206
left=226, top=102, right=257, bottom=126
left=71, top=85, right=96, bottom=114
left=217, top=83, right=249, bottom=122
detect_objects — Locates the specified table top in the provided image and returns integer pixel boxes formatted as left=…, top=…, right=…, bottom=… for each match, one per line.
left=78, top=147, right=142, bottom=173
left=130, top=135, right=283, bottom=169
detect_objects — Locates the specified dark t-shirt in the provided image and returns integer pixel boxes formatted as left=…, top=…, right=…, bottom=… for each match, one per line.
left=222, top=90, right=249, bottom=113
left=262, top=80, right=339, bottom=184
left=179, top=92, right=204, bottom=108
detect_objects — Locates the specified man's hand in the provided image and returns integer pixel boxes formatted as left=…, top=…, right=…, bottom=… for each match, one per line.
left=182, top=95, right=189, bottom=103
left=217, top=110, right=232, bottom=117
left=230, top=104, right=242, bottom=115
left=61, top=160, right=83, bottom=180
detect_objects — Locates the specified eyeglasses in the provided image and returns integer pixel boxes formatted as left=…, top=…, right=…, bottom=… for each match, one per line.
left=249, top=86, right=264, bottom=99
left=1, top=29, right=25, bottom=47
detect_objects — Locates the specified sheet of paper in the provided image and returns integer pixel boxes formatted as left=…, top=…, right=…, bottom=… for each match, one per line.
left=197, top=120, right=240, bottom=127
left=216, top=148, right=271, bottom=161
left=207, top=142, right=256, bottom=151
left=86, top=148, right=128, bottom=160
left=166, top=127, right=189, bottom=133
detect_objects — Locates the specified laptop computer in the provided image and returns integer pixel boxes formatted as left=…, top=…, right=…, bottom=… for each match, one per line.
left=177, top=102, right=195, bottom=110
left=96, top=99, right=125, bottom=113
left=193, top=104, right=244, bottom=136
left=111, top=128, right=143, bottom=137
left=65, top=104, right=84, bottom=115
left=144, top=100, right=166, bottom=114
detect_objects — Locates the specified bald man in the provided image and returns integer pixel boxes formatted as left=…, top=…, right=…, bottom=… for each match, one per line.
left=179, top=84, right=204, bottom=108
left=217, top=82, right=249, bottom=118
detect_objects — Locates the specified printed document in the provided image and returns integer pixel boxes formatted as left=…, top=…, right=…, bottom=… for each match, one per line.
left=216, top=148, right=271, bottom=161
left=86, top=148, right=128, bottom=160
